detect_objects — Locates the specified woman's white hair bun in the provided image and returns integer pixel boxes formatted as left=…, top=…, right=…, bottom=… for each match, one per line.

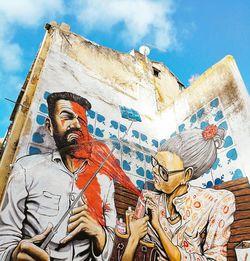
left=213, top=128, right=226, bottom=149
left=159, top=125, right=226, bottom=180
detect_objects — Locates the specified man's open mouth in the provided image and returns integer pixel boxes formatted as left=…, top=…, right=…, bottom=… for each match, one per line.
left=67, top=132, right=82, bottom=142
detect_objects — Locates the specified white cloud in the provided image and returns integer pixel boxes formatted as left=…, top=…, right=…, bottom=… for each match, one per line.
left=0, top=0, right=65, bottom=27
left=0, top=42, right=22, bottom=71
left=74, top=0, right=177, bottom=51
left=0, top=0, right=66, bottom=136
left=0, top=28, right=22, bottom=71
left=0, top=17, right=22, bottom=71
left=0, top=0, right=65, bottom=72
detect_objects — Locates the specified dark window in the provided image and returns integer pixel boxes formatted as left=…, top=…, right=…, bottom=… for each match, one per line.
left=153, top=67, right=161, bottom=77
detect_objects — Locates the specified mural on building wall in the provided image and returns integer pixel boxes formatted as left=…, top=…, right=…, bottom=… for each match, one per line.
left=1, top=23, right=250, bottom=260
left=170, top=97, right=245, bottom=189
left=121, top=126, right=236, bottom=261
left=28, top=90, right=156, bottom=191
left=0, top=90, right=238, bottom=260
left=0, top=92, right=145, bottom=260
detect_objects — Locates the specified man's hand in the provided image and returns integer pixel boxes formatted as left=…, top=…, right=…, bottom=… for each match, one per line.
left=60, top=205, right=106, bottom=255
left=12, top=223, right=52, bottom=261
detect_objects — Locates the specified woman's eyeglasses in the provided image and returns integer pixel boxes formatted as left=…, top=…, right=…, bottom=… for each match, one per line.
left=151, top=156, right=186, bottom=182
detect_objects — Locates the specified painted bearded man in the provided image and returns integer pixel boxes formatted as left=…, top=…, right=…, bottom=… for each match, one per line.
left=0, top=92, right=139, bottom=261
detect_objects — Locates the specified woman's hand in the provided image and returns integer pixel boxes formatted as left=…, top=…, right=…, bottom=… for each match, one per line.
left=121, top=215, right=149, bottom=261
left=129, top=215, right=149, bottom=243
left=144, top=192, right=161, bottom=231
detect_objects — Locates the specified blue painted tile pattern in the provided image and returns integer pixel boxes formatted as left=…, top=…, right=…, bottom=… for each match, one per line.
left=29, top=93, right=244, bottom=192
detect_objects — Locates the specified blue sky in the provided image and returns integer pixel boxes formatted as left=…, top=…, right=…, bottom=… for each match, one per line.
left=0, top=0, right=249, bottom=137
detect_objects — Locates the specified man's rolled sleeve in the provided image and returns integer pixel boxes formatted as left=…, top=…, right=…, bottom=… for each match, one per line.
left=92, top=179, right=116, bottom=260
left=92, top=227, right=115, bottom=261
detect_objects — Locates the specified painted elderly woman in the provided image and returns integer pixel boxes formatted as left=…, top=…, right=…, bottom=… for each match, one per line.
left=122, top=125, right=235, bottom=261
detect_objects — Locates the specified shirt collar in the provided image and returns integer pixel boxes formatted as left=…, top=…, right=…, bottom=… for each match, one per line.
left=51, top=149, right=89, bottom=174
left=162, top=194, right=171, bottom=218
left=51, top=150, right=62, bottom=162
left=173, top=183, right=191, bottom=205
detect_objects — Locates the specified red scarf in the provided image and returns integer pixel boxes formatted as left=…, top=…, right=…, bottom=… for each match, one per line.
left=70, top=101, right=140, bottom=225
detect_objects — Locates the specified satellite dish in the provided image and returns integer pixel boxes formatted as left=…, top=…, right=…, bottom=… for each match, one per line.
left=139, top=45, right=150, bottom=56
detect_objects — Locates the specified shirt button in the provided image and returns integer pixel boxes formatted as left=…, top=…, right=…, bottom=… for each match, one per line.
left=70, top=194, right=76, bottom=201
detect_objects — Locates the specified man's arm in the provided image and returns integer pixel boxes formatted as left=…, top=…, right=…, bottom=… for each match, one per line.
left=0, top=163, right=27, bottom=260
left=0, top=161, right=55, bottom=261
left=61, top=204, right=106, bottom=255
left=95, top=179, right=116, bottom=259
left=11, top=224, right=52, bottom=261
left=61, top=179, right=116, bottom=260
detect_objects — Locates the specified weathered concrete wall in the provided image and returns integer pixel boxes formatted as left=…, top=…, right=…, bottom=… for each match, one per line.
left=158, top=56, right=250, bottom=187
left=0, top=22, right=249, bottom=261
left=51, top=29, right=181, bottom=117
left=14, top=24, right=181, bottom=192
left=2, top=23, right=249, bottom=194
left=0, top=27, right=52, bottom=201
left=151, top=61, right=181, bottom=111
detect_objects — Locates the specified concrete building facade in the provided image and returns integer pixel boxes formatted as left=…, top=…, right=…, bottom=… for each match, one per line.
left=0, top=22, right=249, bottom=260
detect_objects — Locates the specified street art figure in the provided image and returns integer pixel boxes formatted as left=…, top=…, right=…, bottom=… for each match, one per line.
left=0, top=92, right=139, bottom=261
left=122, top=125, right=236, bottom=261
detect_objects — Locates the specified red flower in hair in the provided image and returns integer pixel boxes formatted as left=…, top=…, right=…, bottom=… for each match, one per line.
left=202, top=124, right=218, bottom=140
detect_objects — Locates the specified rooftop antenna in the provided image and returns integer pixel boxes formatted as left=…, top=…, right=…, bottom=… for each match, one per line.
left=142, top=43, right=166, bottom=53
left=4, top=97, right=29, bottom=109
left=139, top=45, right=150, bottom=57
